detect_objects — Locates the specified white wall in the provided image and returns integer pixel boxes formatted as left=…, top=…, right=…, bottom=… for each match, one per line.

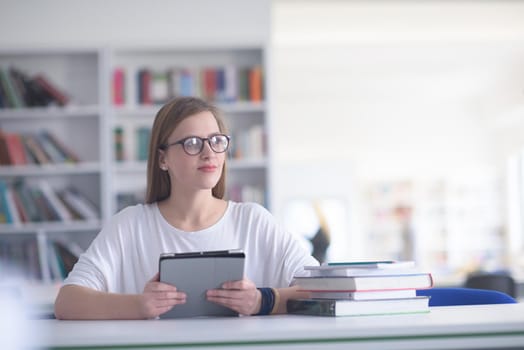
left=271, top=0, right=524, bottom=262
left=271, top=0, right=524, bottom=174
left=0, top=0, right=270, bottom=48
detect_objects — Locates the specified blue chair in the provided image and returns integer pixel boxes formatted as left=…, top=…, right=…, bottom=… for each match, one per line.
left=416, top=287, right=517, bottom=307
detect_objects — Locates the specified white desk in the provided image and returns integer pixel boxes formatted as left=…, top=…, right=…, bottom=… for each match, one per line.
left=34, top=303, right=524, bottom=350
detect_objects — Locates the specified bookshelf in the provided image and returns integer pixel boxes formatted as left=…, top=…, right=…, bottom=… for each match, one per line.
left=0, top=45, right=271, bottom=284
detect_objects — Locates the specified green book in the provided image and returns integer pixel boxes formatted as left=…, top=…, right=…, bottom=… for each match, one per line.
left=136, top=127, right=150, bottom=161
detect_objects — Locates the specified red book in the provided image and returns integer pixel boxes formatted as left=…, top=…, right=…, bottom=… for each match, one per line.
left=112, top=68, right=125, bottom=106
left=140, top=69, right=152, bottom=105
left=4, top=132, right=27, bottom=165
left=203, top=68, right=217, bottom=101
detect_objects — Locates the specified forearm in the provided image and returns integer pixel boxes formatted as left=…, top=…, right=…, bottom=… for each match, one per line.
left=273, top=285, right=310, bottom=314
left=54, top=284, right=144, bottom=320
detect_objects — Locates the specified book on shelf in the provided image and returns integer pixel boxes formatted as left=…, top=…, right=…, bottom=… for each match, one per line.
left=230, top=125, right=266, bottom=160
left=292, top=273, right=433, bottom=292
left=60, top=187, right=99, bottom=221
left=47, top=240, right=63, bottom=280
left=287, top=296, right=430, bottom=317
left=4, top=186, right=21, bottom=225
left=151, top=70, right=169, bottom=104
left=37, top=180, right=73, bottom=222
left=249, top=65, right=263, bottom=102
left=0, top=179, right=13, bottom=223
left=119, top=65, right=265, bottom=106
left=33, top=74, right=69, bottom=107
left=112, top=67, right=125, bottom=105
left=1, top=179, right=99, bottom=224
left=13, top=180, right=42, bottom=222
left=0, top=238, right=41, bottom=280
left=114, top=126, right=125, bottom=162
left=137, top=69, right=152, bottom=105
left=136, top=127, right=150, bottom=162
left=30, top=185, right=60, bottom=221
left=10, top=186, right=28, bottom=222
left=36, top=132, right=67, bottom=163
left=0, top=68, right=24, bottom=108
left=40, top=130, right=80, bottom=163
left=47, top=239, right=81, bottom=280
left=0, top=65, right=72, bottom=108
left=0, top=130, right=81, bottom=166
left=21, top=134, right=51, bottom=165
left=4, top=132, right=28, bottom=165
left=0, top=129, right=11, bottom=165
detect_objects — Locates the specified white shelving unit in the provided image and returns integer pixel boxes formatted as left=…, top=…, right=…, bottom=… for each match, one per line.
left=0, top=49, right=108, bottom=283
left=0, top=45, right=271, bottom=284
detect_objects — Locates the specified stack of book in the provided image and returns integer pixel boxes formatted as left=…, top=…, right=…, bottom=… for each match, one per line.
left=287, top=260, right=433, bottom=317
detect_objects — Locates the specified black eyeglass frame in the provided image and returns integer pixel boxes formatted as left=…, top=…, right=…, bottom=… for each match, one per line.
left=159, top=133, right=231, bottom=156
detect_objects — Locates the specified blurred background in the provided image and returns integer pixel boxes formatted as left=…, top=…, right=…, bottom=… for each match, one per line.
left=1, top=0, right=523, bottom=307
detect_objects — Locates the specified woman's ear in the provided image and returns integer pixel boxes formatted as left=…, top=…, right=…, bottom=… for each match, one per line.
left=158, top=150, right=168, bottom=171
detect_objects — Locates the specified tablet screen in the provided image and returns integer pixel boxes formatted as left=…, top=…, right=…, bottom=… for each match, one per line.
left=159, top=249, right=245, bottom=318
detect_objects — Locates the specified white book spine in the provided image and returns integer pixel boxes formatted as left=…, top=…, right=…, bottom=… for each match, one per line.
left=5, top=187, right=21, bottom=225
left=62, top=189, right=98, bottom=220
left=38, top=180, right=72, bottom=222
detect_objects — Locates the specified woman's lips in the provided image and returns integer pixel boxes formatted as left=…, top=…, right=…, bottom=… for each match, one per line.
left=198, top=165, right=217, bottom=172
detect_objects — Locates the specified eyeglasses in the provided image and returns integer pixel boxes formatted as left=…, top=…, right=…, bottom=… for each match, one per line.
left=160, top=133, right=230, bottom=156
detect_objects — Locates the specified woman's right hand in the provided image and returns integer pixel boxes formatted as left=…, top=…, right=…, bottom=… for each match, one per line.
left=139, top=272, right=186, bottom=319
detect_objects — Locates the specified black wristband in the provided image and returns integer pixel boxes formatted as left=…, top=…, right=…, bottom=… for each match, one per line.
left=255, top=287, right=275, bottom=316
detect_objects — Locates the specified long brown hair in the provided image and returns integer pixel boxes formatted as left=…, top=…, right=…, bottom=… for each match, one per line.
left=145, top=97, right=228, bottom=204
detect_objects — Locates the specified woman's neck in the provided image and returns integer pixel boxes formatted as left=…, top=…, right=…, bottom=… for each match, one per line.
left=158, top=191, right=228, bottom=232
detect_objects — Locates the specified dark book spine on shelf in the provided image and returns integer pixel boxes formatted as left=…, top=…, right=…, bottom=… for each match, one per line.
left=114, top=126, right=125, bottom=162
left=30, top=186, right=60, bottom=222
left=0, top=129, right=11, bottom=165
left=137, top=68, right=152, bottom=105
left=33, top=74, right=69, bottom=106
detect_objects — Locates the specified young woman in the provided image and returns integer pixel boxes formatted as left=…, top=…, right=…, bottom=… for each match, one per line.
left=54, top=96, right=318, bottom=319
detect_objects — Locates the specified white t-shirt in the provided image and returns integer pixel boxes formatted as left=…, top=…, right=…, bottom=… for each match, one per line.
left=64, top=201, right=318, bottom=294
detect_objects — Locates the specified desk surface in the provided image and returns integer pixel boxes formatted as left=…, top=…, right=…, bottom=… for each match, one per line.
left=34, top=303, right=524, bottom=350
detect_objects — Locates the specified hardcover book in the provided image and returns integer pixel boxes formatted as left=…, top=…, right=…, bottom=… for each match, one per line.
left=305, top=261, right=419, bottom=277
left=287, top=296, right=430, bottom=317
left=309, top=289, right=417, bottom=300
left=292, top=273, right=433, bottom=292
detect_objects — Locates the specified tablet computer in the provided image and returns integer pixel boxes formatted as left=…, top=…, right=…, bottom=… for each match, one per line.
left=158, top=249, right=245, bottom=319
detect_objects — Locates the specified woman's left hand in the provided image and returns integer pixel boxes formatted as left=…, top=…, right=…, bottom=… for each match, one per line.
left=206, top=278, right=261, bottom=316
